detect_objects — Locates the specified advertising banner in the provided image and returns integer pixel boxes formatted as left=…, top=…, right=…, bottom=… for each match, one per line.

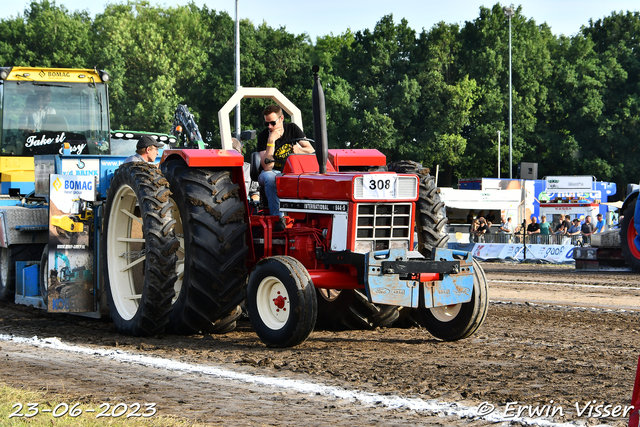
left=471, top=243, right=575, bottom=264
left=47, top=174, right=96, bottom=312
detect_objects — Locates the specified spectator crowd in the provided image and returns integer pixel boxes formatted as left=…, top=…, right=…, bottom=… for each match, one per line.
left=466, top=211, right=605, bottom=245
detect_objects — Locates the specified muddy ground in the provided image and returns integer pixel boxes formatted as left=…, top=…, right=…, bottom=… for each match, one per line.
left=0, top=262, right=638, bottom=426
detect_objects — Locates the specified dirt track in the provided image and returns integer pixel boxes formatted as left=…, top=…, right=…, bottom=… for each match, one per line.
left=0, top=262, right=638, bottom=426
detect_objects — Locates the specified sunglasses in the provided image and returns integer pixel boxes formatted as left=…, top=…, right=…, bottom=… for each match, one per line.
left=264, top=117, right=282, bottom=127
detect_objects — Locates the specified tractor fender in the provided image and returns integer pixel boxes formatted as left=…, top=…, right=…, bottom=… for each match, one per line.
left=161, top=149, right=244, bottom=168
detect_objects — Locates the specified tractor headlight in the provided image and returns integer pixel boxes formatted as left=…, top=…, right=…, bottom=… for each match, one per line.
left=98, top=69, right=110, bottom=83
left=0, top=67, right=12, bottom=80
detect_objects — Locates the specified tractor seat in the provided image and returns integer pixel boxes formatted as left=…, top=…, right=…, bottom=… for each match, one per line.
left=250, top=151, right=269, bottom=213
left=250, top=151, right=262, bottom=182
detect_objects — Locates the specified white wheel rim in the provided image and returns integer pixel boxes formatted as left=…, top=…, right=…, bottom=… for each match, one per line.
left=107, top=184, right=145, bottom=321
left=169, top=197, right=184, bottom=303
left=256, top=276, right=290, bottom=330
left=430, top=304, right=461, bottom=322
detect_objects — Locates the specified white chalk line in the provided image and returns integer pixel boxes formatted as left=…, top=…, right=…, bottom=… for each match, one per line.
left=0, top=334, right=576, bottom=427
left=489, top=280, right=640, bottom=291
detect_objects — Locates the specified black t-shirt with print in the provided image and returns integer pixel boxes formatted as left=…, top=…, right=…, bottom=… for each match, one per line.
left=257, top=122, right=306, bottom=171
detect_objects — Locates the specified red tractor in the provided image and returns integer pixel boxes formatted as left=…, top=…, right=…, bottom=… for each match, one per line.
left=101, top=69, right=488, bottom=347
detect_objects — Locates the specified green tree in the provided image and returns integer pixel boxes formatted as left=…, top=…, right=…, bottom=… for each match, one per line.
left=0, top=0, right=93, bottom=67
left=92, top=1, right=209, bottom=132
left=580, top=11, right=640, bottom=191
left=410, top=22, right=477, bottom=186
left=458, top=4, right=553, bottom=180
left=309, top=31, right=355, bottom=149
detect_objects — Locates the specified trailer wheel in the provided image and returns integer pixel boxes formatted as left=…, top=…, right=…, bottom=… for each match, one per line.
left=620, top=198, right=640, bottom=272
left=418, top=259, right=488, bottom=341
left=161, top=160, right=248, bottom=335
left=102, top=162, right=179, bottom=336
left=247, top=256, right=316, bottom=347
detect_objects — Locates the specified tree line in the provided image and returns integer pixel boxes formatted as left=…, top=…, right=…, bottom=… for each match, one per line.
left=1, top=1, right=638, bottom=195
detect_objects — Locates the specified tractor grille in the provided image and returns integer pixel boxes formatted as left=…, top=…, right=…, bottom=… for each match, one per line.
left=354, top=203, right=412, bottom=253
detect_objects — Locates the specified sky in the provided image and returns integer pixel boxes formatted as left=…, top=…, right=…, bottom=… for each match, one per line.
left=1, top=0, right=639, bottom=41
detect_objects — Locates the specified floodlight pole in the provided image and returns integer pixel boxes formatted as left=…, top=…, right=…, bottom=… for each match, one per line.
left=504, top=4, right=514, bottom=179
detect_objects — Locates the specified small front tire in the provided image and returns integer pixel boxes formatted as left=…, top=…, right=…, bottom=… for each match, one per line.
left=247, top=256, right=316, bottom=347
left=418, top=259, right=488, bottom=341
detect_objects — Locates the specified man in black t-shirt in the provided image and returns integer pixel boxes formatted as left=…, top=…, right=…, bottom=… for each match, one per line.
left=526, top=216, right=541, bottom=234
left=581, top=216, right=595, bottom=244
left=257, top=105, right=314, bottom=231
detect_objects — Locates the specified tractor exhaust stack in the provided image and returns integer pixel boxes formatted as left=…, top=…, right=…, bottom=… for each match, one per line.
left=312, top=65, right=328, bottom=174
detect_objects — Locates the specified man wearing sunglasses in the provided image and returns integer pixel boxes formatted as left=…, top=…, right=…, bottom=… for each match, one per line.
left=257, top=105, right=314, bottom=232
left=124, top=135, right=163, bottom=164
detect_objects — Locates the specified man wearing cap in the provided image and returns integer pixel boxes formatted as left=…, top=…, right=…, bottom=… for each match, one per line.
left=567, top=218, right=582, bottom=236
left=124, top=135, right=163, bottom=164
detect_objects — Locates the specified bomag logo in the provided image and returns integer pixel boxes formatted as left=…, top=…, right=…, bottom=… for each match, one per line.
left=52, top=177, right=62, bottom=191
left=39, top=71, right=46, bottom=78
left=48, top=71, right=71, bottom=78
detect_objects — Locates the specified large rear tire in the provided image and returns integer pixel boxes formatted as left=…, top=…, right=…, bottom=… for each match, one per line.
left=620, top=198, right=640, bottom=272
left=314, top=288, right=353, bottom=330
left=102, top=162, right=179, bottom=336
left=247, top=256, right=316, bottom=347
left=315, top=289, right=399, bottom=330
left=418, top=258, right=489, bottom=341
left=161, top=160, right=248, bottom=335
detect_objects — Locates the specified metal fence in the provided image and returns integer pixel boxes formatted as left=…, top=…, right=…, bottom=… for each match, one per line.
left=469, top=233, right=586, bottom=246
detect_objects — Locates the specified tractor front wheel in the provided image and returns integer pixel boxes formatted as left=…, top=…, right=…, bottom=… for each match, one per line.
left=102, top=162, right=179, bottom=336
left=418, top=259, right=488, bottom=341
left=247, top=256, right=316, bottom=347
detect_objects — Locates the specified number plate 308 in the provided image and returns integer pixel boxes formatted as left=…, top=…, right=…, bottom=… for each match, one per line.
left=362, top=174, right=397, bottom=199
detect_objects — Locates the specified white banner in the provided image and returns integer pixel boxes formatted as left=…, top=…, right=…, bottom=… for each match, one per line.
left=546, top=175, right=593, bottom=191
left=471, top=243, right=575, bottom=263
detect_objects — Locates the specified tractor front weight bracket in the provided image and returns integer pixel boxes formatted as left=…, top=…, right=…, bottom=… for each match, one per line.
left=365, top=248, right=474, bottom=309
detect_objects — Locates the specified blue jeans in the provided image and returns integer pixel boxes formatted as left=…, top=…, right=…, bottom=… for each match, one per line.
left=258, top=170, right=282, bottom=218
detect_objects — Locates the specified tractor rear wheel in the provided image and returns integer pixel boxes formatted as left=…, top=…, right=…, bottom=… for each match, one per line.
left=102, top=162, right=179, bottom=336
left=341, top=290, right=399, bottom=330
left=315, top=288, right=352, bottom=330
left=620, top=198, right=640, bottom=272
left=315, top=288, right=399, bottom=330
left=247, top=256, right=316, bottom=347
left=161, top=160, right=248, bottom=335
left=418, top=259, right=489, bottom=341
